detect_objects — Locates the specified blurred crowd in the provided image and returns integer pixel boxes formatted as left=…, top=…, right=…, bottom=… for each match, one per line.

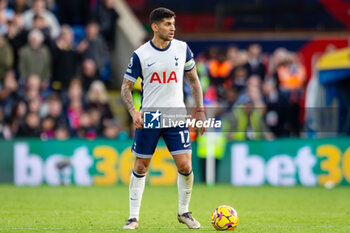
left=0, top=0, right=321, bottom=141
left=190, top=44, right=307, bottom=140
left=0, top=0, right=125, bottom=140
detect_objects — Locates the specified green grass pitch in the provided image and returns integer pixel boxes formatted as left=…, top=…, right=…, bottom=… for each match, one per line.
left=0, top=185, right=349, bottom=232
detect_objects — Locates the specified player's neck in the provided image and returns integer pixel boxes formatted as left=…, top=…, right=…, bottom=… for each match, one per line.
left=152, top=37, right=170, bottom=50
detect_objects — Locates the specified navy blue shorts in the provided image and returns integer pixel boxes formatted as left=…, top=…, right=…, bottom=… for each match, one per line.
left=132, top=127, right=192, bottom=158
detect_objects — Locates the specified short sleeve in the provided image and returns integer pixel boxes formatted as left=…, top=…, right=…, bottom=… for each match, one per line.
left=184, top=44, right=195, bottom=72
left=124, top=52, right=141, bottom=82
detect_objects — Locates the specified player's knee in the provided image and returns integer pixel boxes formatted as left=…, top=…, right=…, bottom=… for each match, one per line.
left=134, top=161, right=150, bottom=174
left=134, top=165, right=148, bottom=174
left=178, top=163, right=192, bottom=175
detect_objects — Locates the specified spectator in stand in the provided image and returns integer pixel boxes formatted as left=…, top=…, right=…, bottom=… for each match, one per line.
left=23, top=74, right=41, bottom=101
left=102, top=119, right=124, bottom=139
left=208, top=47, right=233, bottom=86
left=93, top=0, right=119, bottom=50
left=89, top=108, right=102, bottom=135
left=65, top=78, right=84, bottom=104
left=18, top=29, right=51, bottom=88
left=221, top=87, right=238, bottom=114
left=235, top=49, right=249, bottom=67
left=207, top=47, right=233, bottom=100
left=226, top=44, right=239, bottom=67
left=85, top=80, right=113, bottom=120
left=262, top=78, right=289, bottom=137
left=40, top=115, right=55, bottom=139
left=7, top=13, right=51, bottom=72
left=274, top=52, right=305, bottom=94
left=45, top=93, right=68, bottom=127
left=22, top=0, right=60, bottom=39
left=0, top=34, right=13, bottom=81
left=77, top=21, right=108, bottom=79
left=6, top=12, right=22, bottom=38
left=232, top=66, right=249, bottom=94
left=0, top=0, right=14, bottom=35
left=55, top=123, right=70, bottom=140
left=31, top=13, right=52, bottom=50
left=27, top=96, right=41, bottom=112
left=0, top=70, right=19, bottom=118
left=246, top=75, right=265, bottom=108
left=272, top=50, right=306, bottom=136
left=23, top=74, right=46, bottom=118
left=2, top=99, right=26, bottom=139
left=81, top=59, right=98, bottom=90
left=224, top=75, right=273, bottom=141
left=235, top=74, right=264, bottom=107
left=247, top=43, right=266, bottom=81
left=67, top=98, right=84, bottom=135
left=76, top=111, right=96, bottom=139
left=65, top=78, right=85, bottom=135
left=268, top=47, right=289, bottom=79
left=52, top=25, right=79, bottom=91
left=0, top=11, right=7, bottom=35
left=5, top=13, right=27, bottom=70
left=224, top=99, right=272, bottom=141
left=17, top=111, right=41, bottom=137
left=9, top=0, right=29, bottom=14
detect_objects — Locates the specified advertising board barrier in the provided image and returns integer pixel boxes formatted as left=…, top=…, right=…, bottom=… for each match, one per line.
left=0, top=137, right=349, bottom=186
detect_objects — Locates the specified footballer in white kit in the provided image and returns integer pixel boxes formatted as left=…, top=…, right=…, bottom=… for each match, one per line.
left=121, top=7, right=206, bottom=230
left=124, top=38, right=194, bottom=109
left=124, top=38, right=195, bottom=157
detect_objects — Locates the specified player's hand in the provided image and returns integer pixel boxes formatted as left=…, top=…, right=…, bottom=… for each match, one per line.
left=196, top=111, right=207, bottom=136
left=192, top=109, right=206, bottom=136
left=131, top=109, right=143, bottom=129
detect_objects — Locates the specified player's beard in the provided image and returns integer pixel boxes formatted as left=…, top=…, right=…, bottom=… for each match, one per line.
left=159, top=31, right=173, bottom=42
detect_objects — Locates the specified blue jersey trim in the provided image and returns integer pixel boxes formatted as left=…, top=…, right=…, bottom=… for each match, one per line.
left=186, top=44, right=194, bottom=62
left=124, top=73, right=137, bottom=82
left=132, top=150, right=153, bottom=159
left=171, top=149, right=192, bottom=156
left=150, top=40, right=172, bottom=51
left=125, top=52, right=142, bottom=81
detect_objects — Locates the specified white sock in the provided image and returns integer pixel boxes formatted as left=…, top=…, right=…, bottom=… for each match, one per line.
left=177, top=170, right=193, bottom=215
left=129, top=170, right=146, bottom=220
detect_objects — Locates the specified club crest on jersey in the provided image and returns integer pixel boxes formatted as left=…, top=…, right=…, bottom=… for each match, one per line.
left=143, top=110, right=161, bottom=129
left=150, top=71, right=177, bottom=83
left=175, top=56, right=179, bottom=66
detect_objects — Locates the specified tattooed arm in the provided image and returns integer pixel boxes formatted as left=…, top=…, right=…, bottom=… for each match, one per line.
left=186, top=66, right=206, bottom=135
left=186, top=66, right=204, bottom=110
left=121, top=78, right=143, bottom=129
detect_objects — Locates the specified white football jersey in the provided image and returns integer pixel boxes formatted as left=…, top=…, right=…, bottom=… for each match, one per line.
left=124, top=39, right=195, bottom=109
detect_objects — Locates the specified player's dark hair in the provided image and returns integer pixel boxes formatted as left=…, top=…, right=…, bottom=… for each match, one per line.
left=149, top=7, right=175, bottom=25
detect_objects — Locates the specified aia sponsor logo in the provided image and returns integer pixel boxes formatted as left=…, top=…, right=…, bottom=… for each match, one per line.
left=150, top=71, right=177, bottom=83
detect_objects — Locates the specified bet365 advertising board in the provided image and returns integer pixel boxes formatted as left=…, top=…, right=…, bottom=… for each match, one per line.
left=0, top=137, right=349, bottom=186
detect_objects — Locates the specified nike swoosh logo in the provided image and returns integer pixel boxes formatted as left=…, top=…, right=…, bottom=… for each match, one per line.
left=184, top=144, right=191, bottom=148
left=147, top=62, right=156, bottom=67
left=130, top=198, right=137, bottom=200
